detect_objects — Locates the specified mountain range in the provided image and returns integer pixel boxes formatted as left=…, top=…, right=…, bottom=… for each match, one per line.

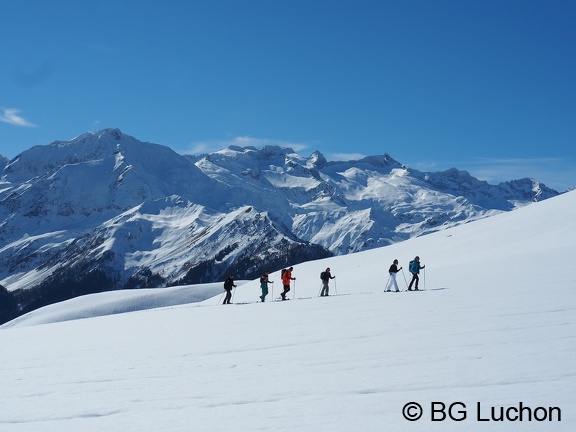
left=1, top=182, right=574, bottom=432
left=0, top=128, right=560, bottom=323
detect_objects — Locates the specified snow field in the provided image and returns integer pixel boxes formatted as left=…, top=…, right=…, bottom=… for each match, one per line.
left=1, top=191, right=575, bottom=431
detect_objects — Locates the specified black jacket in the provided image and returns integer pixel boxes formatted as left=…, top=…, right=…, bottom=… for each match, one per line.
left=224, top=277, right=236, bottom=290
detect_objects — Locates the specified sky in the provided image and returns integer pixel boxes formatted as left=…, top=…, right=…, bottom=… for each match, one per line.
left=1, top=0, right=575, bottom=191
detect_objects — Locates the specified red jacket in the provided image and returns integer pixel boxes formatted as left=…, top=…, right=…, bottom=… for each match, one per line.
left=282, top=270, right=293, bottom=285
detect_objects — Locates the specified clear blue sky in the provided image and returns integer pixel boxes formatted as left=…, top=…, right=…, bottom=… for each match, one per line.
left=1, top=0, right=575, bottom=191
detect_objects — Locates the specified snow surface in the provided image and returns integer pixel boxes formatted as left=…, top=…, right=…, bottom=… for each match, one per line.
left=1, top=191, right=575, bottom=431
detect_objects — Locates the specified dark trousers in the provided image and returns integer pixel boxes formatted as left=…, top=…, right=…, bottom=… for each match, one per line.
left=408, top=273, right=419, bottom=290
left=282, top=284, right=290, bottom=299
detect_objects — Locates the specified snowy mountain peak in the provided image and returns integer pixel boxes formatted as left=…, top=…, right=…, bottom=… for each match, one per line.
left=51, top=127, right=124, bottom=146
left=354, top=153, right=402, bottom=169
left=309, top=150, right=328, bottom=168
left=0, top=129, right=562, bottom=324
left=4, top=128, right=133, bottom=182
left=498, top=177, right=558, bottom=202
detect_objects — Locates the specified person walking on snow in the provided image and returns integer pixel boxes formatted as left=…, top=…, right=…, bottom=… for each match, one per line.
left=408, top=256, right=425, bottom=291
left=320, top=267, right=335, bottom=296
left=281, top=267, right=295, bottom=300
left=259, top=271, right=273, bottom=302
left=223, top=274, right=236, bottom=304
left=385, top=259, right=402, bottom=292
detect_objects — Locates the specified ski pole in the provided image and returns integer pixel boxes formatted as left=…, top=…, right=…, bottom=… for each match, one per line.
left=423, top=268, right=426, bottom=290
left=401, top=269, right=409, bottom=292
left=334, top=277, right=337, bottom=295
left=218, top=291, right=225, bottom=305
left=318, top=282, right=323, bottom=297
left=231, top=286, right=236, bottom=304
left=383, top=273, right=391, bottom=293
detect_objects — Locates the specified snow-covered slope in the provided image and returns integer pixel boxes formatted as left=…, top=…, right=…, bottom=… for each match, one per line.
left=0, top=282, right=234, bottom=328
left=0, top=129, right=561, bottom=324
left=1, top=191, right=574, bottom=431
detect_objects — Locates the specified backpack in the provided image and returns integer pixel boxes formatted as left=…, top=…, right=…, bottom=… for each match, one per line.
left=409, top=260, right=416, bottom=273
left=320, top=271, right=327, bottom=281
left=260, top=275, right=266, bottom=283
left=224, top=278, right=233, bottom=289
left=281, top=269, right=287, bottom=277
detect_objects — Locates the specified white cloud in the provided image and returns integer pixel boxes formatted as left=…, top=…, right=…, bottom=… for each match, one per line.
left=0, top=108, right=37, bottom=127
left=329, top=152, right=367, bottom=161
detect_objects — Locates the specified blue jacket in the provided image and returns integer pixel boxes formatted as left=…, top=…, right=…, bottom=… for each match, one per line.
left=409, top=260, right=424, bottom=274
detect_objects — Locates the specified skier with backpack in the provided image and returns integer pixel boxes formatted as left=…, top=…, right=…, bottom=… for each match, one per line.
left=259, top=271, right=273, bottom=302
left=320, top=267, right=335, bottom=296
left=408, top=256, right=425, bottom=291
left=385, top=259, right=402, bottom=292
left=281, top=267, right=295, bottom=300
left=223, top=274, right=236, bottom=304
